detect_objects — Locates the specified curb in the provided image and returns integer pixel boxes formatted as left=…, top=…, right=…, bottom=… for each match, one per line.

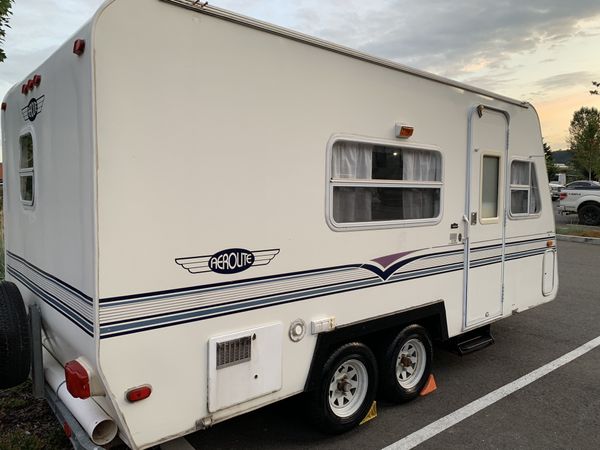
left=557, top=234, right=600, bottom=245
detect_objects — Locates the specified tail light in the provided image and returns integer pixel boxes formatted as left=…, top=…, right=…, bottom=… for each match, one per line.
left=559, top=192, right=567, bottom=200
left=65, top=360, right=91, bottom=399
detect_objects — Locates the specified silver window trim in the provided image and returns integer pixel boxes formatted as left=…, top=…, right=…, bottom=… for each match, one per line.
left=18, top=128, right=36, bottom=208
left=508, top=158, right=541, bottom=219
left=325, top=133, right=444, bottom=231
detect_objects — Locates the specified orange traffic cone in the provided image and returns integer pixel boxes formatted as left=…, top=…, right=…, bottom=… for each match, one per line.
left=419, top=374, right=437, bottom=396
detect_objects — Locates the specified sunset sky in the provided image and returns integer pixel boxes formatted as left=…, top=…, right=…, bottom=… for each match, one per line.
left=2, top=0, right=600, bottom=152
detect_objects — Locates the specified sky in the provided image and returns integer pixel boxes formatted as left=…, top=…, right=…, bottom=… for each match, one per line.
left=2, top=0, right=600, bottom=153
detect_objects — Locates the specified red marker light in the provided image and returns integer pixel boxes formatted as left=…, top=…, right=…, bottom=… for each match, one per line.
left=27, top=79, right=35, bottom=91
left=65, top=360, right=91, bottom=399
left=63, top=421, right=73, bottom=438
left=21, top=84, right=29, bottom=94
left=1, top=103, right=6, bottom=111
left=125, top=385, right=152, bottom=402
left=73, top=39, right=86, bottom=56
left=33, top=75, right=42, bottom=86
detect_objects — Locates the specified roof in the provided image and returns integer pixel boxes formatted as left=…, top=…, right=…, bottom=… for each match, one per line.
left=161, top=0, right=529, bottom=109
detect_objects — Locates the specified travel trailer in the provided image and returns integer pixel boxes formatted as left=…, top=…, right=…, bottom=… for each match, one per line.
left=0, top=0, right=558, bottom=448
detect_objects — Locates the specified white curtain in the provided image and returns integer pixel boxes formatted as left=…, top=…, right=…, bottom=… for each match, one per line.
left=511, top=161, right=530, bottom=185
left=332, top=142, right=372, bottom=179
left=402, top=149, right=441, bottom=182
left=529, top=167, right=540, bottom=213
left=332, top=142, right=373, bottom=222
left=402, top=149, right=440, bottom=218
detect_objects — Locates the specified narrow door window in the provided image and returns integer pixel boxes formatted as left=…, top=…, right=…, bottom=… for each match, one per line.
left=481, top=155, right=500, bottom=220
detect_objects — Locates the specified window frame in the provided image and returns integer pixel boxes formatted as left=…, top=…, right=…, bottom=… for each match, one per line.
left=508, top=158, right=541, bottom=219
left=478, top=151, right=503, bottom=225
left=325, top=134, right=444, bottom=231
left=18, top=128, right=36, bottom=208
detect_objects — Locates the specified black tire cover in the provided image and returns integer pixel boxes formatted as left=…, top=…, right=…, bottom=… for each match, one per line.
left=0, top=281, right=31, bottom=389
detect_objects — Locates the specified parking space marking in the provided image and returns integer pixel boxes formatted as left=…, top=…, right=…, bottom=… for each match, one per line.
left=383, top=335, right=600, bottom=450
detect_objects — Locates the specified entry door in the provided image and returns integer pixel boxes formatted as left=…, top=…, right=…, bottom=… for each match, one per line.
left=463, top=106, right=509, bottom=328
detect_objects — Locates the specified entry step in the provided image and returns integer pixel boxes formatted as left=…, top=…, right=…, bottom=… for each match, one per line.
left=448, top=325, right=495, bottom=355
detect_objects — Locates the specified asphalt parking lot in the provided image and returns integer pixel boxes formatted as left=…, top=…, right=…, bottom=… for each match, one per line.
left=553, top=200, right=580, bottom=225
left=170, top=240, right=599, bottom=450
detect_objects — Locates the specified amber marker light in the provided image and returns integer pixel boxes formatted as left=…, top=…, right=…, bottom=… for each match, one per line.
left=395, top=123, right=414, bottom=139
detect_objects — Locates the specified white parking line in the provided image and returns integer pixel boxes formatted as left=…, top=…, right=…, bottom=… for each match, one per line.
left=383, top=335, right=600, bottom=450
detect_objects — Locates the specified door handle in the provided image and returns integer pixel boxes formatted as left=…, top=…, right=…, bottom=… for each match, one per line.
left=470, top=212, right=477, bottom=225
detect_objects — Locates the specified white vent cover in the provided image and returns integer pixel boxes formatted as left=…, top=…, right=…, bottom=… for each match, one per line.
left=208, top=323, right=283, bottom=413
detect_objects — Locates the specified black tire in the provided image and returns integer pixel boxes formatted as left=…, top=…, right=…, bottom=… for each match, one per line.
left=578, top=204, right=600, bottom=226
left=308, top=342, right=378, bottom=434
left=0, top=281, right=31, bottom=389
left=378, top=324, right=432, bottom=403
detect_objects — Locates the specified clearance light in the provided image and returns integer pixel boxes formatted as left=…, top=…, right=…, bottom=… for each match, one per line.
left=125, top=385, right=152, bottom=403
left=1, top=103, right=6, bottom=111
left=27, top=79, right=35, bottom=91
left=73, top=39, right=86, bottom=56
left=65, top=360, right=91, bottom=399
left=63, top=421, right=73, bottom=438
left=21, top=84, right=28, bottom=95
left=395, top=123, right=414, bottom=139
left=33, top=75, right=42, bottom=86
left=547, top=240, right=554, bottom=248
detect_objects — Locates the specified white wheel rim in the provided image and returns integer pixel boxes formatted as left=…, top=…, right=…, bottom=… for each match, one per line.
left=328, top=358, right=369, bottom=418
left=396, top=338, right=426, bottom=389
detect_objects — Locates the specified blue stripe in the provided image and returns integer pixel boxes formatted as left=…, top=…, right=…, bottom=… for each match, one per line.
left=7, top=266, right=94, bottom=336
left=100, top=243, right=554, bottom=338
left=6, top=251, right=92, bottom=304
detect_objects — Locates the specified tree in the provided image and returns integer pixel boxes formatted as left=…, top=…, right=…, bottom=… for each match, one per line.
left=543, top=141, right=557, bottom=180
left=0, top=0, right=14, bottom=63
left=568, top=107, right=600, bottom=181
left=591, top=81, right=599, bottom=96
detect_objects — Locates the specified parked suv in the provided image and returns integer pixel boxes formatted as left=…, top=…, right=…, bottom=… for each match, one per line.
left=559, top=180, right=600, bottom=225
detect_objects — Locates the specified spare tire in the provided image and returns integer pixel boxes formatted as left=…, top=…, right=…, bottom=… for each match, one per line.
left=0, top=281, right=31, bottom=389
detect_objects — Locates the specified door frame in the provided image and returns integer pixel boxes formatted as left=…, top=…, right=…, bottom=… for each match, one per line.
left=462, top=104, right=511, bottom=330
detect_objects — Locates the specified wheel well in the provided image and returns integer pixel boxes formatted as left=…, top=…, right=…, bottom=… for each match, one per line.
left=577, top=201, right=600, bottom=212
left=303, top=302, right=448, bottom=392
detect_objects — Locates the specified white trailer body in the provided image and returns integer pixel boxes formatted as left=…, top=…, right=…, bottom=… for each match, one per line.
left=1, top=0, right=558, bottom=448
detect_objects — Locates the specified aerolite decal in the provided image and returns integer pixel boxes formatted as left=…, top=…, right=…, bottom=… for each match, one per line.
left=176, top=248, right=280, bottom=274
left=21, top=95, right=45, bottom=122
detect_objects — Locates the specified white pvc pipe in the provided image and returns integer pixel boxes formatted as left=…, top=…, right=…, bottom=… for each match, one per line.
left=44, top=351, right=118, bottom=446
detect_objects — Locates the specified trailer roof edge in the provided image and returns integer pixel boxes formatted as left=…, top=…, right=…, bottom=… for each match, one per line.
left=160, top=0, right=529, bottom=109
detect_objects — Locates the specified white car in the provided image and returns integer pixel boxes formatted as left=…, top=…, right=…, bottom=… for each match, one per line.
left=549, top=182, right=564, bottom=200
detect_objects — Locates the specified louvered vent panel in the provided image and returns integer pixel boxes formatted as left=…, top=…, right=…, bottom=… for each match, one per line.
left=216, top=336, right=252, bottom=369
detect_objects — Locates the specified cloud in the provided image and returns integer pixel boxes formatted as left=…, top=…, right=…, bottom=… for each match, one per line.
left=536, top=71, right=594, bottom=90
left=278, top=0, right=600, bottom=80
